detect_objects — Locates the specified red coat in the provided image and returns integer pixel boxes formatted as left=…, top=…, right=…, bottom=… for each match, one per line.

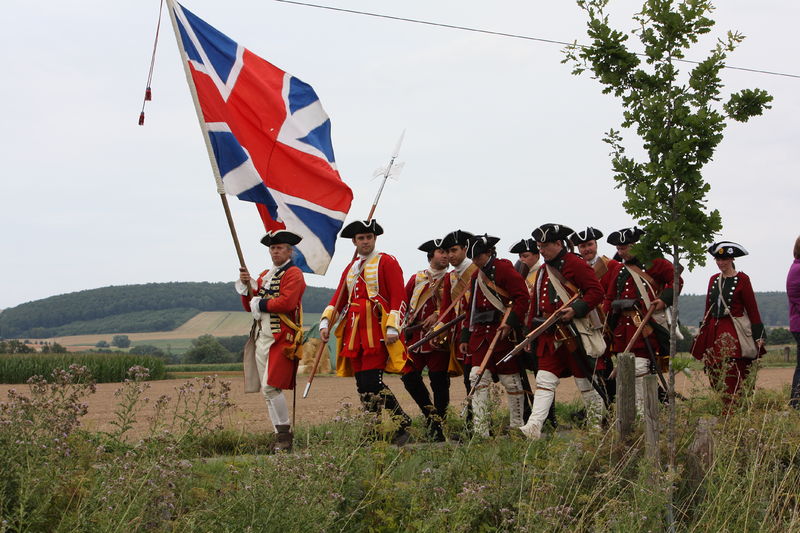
left=462, top=257, right=530, bottom=373
left=322, top=252, right=407, bottom=374
left=240, top=265, right=305, bottom=390
left=531, top=251, right=604, bottom=360
left=440, top=261, right=479, bottom=362
left=404, top=270, right=447, bottom=353
left=602, top=257, right=678, bottom=356
left=690, top=272, right=766, bottom=361
left=593, top=256, right=623, bottom=293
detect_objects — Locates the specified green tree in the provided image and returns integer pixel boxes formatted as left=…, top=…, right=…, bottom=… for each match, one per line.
left=182, top=334, right=234, bottom=364
left=130, top=344, right=167, bottom=358
left=95, top=340, right=110, bottom=348
left=111, top=335, right=131, bottom=349
left=767, top=327, right=794, bottom=345
left=6, top=340, right=34, bottom=354
left=566, top=0, right=772, bottom=525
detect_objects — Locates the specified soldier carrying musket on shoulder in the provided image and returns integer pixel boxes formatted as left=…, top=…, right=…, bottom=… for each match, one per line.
left=460, top=234, right=530, bottom=437
left=439, top=230, right=478, bottom=406
left=319, top=219, right=413, bottom=445
left=400, top=238, right=454, bottom=442
left=518, top=224, right=607, bottom=440
left=510, top=238, right=554, bottom=427
left=570, top=227, right=623, bottom=404
left=602, top=226, right=681, bottom=415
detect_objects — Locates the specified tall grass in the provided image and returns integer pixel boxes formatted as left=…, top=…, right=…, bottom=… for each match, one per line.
left=0, top=353, right=165, bottom=383
left=1, top=365, right=799, bottom=532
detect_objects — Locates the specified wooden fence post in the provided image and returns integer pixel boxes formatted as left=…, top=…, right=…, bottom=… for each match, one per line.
left=616, top=352, right=636, bottom=441
left=643, top=374, right=660, bottom=465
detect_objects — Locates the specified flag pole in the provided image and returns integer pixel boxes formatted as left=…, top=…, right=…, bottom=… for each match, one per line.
left=164, top=0, right=247, bottom=269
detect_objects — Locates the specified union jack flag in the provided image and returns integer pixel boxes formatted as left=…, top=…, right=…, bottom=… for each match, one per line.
left=173, top=2, right=353, bottom=274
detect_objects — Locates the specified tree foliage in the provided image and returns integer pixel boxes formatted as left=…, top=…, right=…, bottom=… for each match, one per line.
left=565, top=0, right=772, bottom=269
left=182, top=335, right=235, bottom=364
left=111, top=335, right=131, bottom=349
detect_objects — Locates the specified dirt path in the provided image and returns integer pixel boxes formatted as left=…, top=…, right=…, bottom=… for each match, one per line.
left=1, top=368, right=794, bottom=436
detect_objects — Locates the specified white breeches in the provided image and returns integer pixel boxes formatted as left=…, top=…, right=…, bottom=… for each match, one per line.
left=634, top=357, right=651, bottom=417
left=255, top=326, right=289, bottom=429
left=498, top=373, right=526, bottom=428
left=574, top=377, right=605, bottom=429
left=469, top=367, right=493, bottom=437
left=520, top=370, right=559, bottom=438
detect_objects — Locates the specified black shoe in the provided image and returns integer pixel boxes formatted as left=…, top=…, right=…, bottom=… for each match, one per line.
left=391, top=429, right=412, bottom=447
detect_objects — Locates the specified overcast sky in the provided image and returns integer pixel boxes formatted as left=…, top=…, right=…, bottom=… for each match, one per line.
left=1, top=0, right=797, bottom=310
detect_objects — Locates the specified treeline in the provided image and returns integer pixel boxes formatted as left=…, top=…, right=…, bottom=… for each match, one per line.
left=0, top=282, right=334, bottom=339
left=678, top=291, right=790, bottom=328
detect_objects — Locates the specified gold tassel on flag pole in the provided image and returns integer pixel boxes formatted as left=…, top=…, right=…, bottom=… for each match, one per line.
left=163, top=0, right=248, bottom=271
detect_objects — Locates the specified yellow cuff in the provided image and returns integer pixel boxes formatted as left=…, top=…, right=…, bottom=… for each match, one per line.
left=321, top=305, right=336, bottom=323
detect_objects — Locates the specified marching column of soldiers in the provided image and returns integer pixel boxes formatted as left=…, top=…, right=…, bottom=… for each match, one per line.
left=240, top=218, right=765, bottom=449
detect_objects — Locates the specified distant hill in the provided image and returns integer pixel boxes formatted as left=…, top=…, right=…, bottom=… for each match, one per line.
left=674, top=291, right=788, bottom=328
left=0, top=282, right=788, bottom=339
left=0, top=282, right=334, bottom=339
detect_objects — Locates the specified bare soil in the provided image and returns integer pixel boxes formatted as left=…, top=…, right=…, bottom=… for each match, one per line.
left=1, top=368, right=794, bottom=437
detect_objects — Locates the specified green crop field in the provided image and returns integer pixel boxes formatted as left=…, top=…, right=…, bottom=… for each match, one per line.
left=47, top=312, right=322, bottom=354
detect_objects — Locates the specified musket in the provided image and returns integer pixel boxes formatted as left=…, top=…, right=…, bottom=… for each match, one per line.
left=608, top=302, right=656, bottom=381
left=623, top=303, right=657, bottom=354
left=402, top=274, right=445, bottom=331
left=610, top=302, right=686, bottom=400
left=303, top=131, right=405, bottom=399
left=497, top=294, right=579, bottom=365
left=462, top=306, right=513, bottom=408
left=406, top=312, right=466, bottom=352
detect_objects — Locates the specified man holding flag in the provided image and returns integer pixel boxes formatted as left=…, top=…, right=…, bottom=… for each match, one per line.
left=163, top=2, right=355, bottom=445
left=237, top=231, right=306, bottom=452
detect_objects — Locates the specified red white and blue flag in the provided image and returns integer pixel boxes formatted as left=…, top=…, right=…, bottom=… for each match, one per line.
left=172, top=2, right=352, bottom=274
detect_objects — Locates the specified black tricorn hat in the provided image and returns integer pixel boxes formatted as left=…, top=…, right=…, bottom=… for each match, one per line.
left=607, top=227, right=645, bottom=246
left=532, top=223, right=574, bottom=243
left=340, top=219, right=384, bottom=238
left=418, top=238, right=445, bottom=253
left=441, top=229, right=474, bottom=249
left=570, top=227, right=603, bottom=245
left=260, top=230, right=302, bottom=247
left=708, top=241, right=748, bottom=259
left=466, top=234, right=500, bottom=259
left=509, top=238, right=538, bottom=254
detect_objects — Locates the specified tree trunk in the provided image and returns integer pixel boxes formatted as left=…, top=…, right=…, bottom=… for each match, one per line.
left=667, top=243, right=681, bottom=533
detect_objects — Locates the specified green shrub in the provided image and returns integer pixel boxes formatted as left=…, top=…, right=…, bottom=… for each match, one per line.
left=0, top=353, right=166, bottom=383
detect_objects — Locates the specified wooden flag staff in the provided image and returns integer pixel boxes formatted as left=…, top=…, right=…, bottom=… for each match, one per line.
left=164, top=0, right=247, bottom=271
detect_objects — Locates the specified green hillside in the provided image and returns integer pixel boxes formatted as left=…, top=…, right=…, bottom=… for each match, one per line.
left=0, top=282, right=788, bottom=339
left=0, top=282, right=334, bottom=339
left=678, top=291, right=789, bottom=328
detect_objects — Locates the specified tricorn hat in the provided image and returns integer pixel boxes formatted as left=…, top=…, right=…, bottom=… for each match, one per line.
left=509, top=238, right=538, bottom=254
left=532, top=223, right=574, bottom=243
left=607, top=227, right=645, bottom=246
left=418, top=238, right=446, bottom=253
left=260, top=230, right=302, bottom=247
left=708, top=241, right=748, bottom=259
left=340, top=219, right=384, bottom=238
left=570, top=227, right=603, bottom=245
left=466, top=234, right=500, bottom=259
left=441, top=229, right=474, bottom=249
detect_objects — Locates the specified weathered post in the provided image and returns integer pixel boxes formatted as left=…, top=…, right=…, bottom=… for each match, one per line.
left=785, top=346, right=791, bottom=363
left=643, top=374, right=660, bottom=465
left=616, top=352, right=636, bottom=441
